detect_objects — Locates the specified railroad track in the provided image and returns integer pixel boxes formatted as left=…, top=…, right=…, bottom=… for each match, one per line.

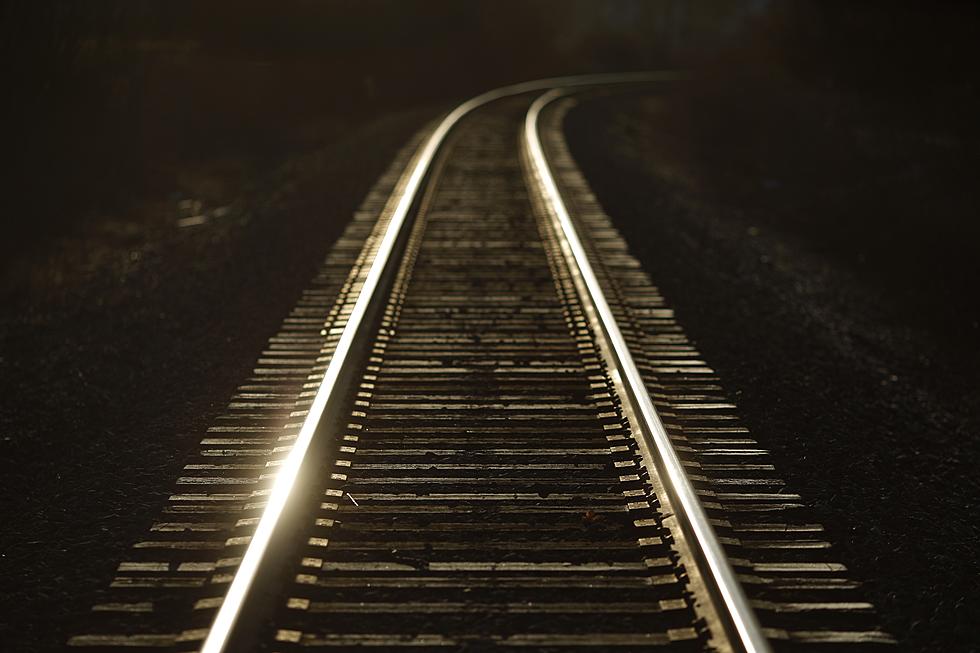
left=69, top=75, right=893, bottom=653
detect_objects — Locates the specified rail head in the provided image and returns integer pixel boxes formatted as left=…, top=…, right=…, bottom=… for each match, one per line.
left=522, top=88, right=771, bottom=653
left=198, top=71, right=683, bottom=653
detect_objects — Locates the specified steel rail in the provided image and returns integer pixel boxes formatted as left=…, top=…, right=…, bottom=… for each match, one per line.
left=199, top=72, right=680, bottom=653
left=523, top=88, right=772, bottom=653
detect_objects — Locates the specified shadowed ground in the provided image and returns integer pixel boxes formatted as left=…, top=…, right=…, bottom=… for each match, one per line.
left=564, top=64, right=980, bottom=651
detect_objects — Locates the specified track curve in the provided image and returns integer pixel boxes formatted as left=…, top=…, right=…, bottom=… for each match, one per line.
left=68, top=75, right=891, bottom=653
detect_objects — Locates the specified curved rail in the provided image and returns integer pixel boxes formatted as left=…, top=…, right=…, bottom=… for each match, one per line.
left=523, top=89, right=771, bottom=653
left=199, top=72, right=680, bottom=653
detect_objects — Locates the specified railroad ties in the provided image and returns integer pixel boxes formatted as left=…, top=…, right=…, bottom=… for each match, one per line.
left=69, top=81, right=892, bottom=652
left=269, top=100, right=702, bottom=650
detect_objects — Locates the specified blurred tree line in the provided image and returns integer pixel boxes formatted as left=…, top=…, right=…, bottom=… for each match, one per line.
left=0, top=0, right=750, bottom=254
left=1, top=0, right=976, bottom=257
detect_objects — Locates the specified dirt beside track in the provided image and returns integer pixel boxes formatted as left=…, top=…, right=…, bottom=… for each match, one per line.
left=564, top=82, right=980, bottom=651
left=0, top=107, right=436, bottom=651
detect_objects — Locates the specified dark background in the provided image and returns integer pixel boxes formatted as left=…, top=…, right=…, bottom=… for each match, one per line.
left=1, top=0, right=766, bottom=267
left=1, top=1, right=978, bottom=650
left=5, top=1, right=977, bottom=282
